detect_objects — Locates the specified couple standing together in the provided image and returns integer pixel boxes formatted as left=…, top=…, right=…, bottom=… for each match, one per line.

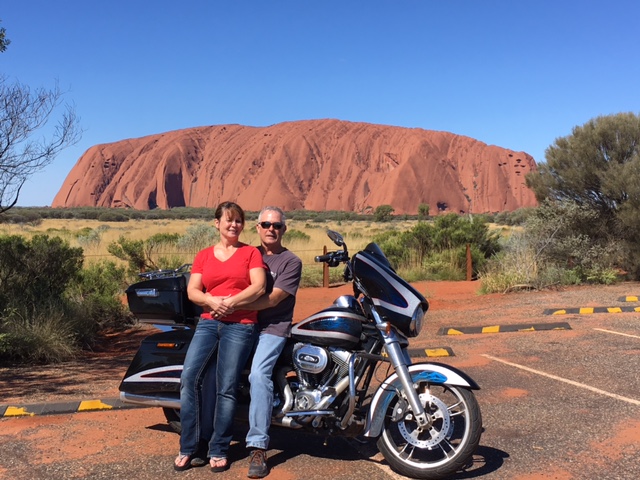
left=174, top=202, right=302, bottom=478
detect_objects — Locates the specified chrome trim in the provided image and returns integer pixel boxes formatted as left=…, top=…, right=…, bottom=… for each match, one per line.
left=134, top=288, right=159, bottom=297
left=120, top=365, right=182, bottom=383
left=119, top=392, right=180, bottom=409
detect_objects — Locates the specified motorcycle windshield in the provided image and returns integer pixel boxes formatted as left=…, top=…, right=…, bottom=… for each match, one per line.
left=352, top=246, right=428, bottom=325
left=362, top=242, right=394, bottom=271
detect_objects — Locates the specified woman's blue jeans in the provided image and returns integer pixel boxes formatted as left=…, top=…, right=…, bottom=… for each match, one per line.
left=179, top=319, right=257, bottom=458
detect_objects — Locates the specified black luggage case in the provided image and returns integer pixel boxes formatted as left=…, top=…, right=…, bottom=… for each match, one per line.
left=125, top=265, right=202, bottom=325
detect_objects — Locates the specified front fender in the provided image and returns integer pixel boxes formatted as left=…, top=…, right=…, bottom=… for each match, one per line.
left=363, top=362, right=480, bottom=438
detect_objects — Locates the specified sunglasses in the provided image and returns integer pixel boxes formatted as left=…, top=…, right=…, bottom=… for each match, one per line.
left=258, top=221, right=284, bottom=230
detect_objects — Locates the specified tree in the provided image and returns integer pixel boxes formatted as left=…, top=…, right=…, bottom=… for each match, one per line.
left=525, top=112, right=640, bottom=276
left=0, top=75, right=82, bottom=212
left=373, top=204, right=395, bottom=222
left=526, top=113, right=640, bottom=221
left=418, top=203, right=430, bottom=219
left=0, top=20, right=9, bottom=53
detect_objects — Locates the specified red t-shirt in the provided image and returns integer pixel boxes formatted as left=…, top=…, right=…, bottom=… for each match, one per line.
left=191, top=244, right=265, bottom=324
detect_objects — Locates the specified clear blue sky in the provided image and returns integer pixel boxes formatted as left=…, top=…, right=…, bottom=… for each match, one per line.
left=3, top=1, right=639, bottom=207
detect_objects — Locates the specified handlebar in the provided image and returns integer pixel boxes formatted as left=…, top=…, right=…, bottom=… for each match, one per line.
left=315, top=250, right=349, bottom=268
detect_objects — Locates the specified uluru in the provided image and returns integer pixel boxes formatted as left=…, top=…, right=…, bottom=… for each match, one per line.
left=52, top=119, right=538, bottom=214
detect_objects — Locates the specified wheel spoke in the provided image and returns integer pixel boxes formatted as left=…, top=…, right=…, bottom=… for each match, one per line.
left=437, top=437, right=457, bottom=458
left=399, top=441, right=416, bottom=460
left=448, top=399, right=467, bottom=416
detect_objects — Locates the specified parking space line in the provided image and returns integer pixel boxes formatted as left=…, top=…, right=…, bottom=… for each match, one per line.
left=482, top=354, right=640, bottom=406
left=438, top=322, right=571, bottom=335
left=544, top=305, right=640, bottom=315
left=618, top=296, right=639, bottom=302
left=594, top=328, right=640, bottom=339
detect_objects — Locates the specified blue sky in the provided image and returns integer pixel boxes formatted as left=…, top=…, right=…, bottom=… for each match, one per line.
left=3, top=1, right=639, bottom=207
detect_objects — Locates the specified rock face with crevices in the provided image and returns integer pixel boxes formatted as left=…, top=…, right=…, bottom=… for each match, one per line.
left=52, top=119, right=538, bottom=214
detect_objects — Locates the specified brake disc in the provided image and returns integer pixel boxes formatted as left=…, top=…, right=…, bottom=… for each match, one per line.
left=397, top=393, right=451, bottom=449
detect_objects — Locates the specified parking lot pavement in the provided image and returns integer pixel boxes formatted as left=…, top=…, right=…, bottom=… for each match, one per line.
left=2, top=284, right=639, bottom=479
left=419, top=310, right=640, bottom=479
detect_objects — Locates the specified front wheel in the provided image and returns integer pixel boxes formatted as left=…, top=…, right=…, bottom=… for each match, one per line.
left=377, top=384, right=482, bottom=480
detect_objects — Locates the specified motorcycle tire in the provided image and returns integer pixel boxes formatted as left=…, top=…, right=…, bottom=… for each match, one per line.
left=163, top=407, right=182, bottom=434
left=377, top=384, right=482, bottom=480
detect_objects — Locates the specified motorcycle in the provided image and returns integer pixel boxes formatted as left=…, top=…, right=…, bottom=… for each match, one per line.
left=119, top=230, right=482, bottom=479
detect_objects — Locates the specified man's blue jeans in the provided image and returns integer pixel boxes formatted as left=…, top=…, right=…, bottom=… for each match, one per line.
left=246, top=332, right=287, bottom=450
left=179, top=319, right=256, bottom=458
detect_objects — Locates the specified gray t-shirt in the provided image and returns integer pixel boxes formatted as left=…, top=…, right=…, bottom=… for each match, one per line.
left=257, top=247, right=303, bottom=337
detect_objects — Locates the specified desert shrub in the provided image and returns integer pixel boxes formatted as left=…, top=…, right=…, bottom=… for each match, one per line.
left=299, top=265, right=345, bottom=288
left=0, top=210, right=43, bottom=225
left=0, top=306, right=78, bottom=363
left=478, top=231, right=540, bottom=293
left=372, top=215, right=500, bottom=280
left=108, top=236, right=148, bottom=278
left=421, top=249, right=467, bottom=281
left=108, top=233, right=184, bottom=280
left=65, top=260, right=133, bottom=334
left=0, top=235, right=84, bottom=312
left=479, top=204, right=624, bottom=293
left=97, top=211, right=129, bottom=222
left=0, top=236, right=139, bottom=363
left=524, top=201, right=624, bottom=282
left=284, top=229, right=311, bottom=243
left=374, top=205, right=395, bottom=222
left=418, top=203, right=430, bottom=219
left=177, top=223, right=218, bottom=254
left=76, top=228, right=103, bottom=250
left=0, top=235, right=128, bottom=363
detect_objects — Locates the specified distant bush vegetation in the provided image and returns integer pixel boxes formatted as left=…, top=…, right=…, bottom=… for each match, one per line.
left=373, top=214, right=501, bottom=281
left=2, top=192, right=635, bottom=364
left=0, top=205, right=540, bottom=225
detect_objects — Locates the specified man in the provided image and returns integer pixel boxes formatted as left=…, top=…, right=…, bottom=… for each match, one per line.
left=243, top=206, right=302, bottom=478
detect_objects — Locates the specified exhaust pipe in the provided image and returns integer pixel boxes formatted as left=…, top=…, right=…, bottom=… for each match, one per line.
left=119, top=392, right=180, bottom=409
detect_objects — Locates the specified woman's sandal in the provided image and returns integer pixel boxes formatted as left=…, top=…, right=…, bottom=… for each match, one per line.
left=174, top=453, right=193, bottom=472
left=210, top=457, right=229, bottom=473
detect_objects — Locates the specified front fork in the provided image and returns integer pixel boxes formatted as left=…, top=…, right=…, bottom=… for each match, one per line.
left=372, top=311, right=429, bottom=429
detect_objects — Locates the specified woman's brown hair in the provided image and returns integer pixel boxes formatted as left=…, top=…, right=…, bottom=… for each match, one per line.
left=214, top=201, right=245, bottom=224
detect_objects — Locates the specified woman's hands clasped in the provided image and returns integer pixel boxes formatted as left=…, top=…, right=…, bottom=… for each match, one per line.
left=204, top=294, right=235, bottom=319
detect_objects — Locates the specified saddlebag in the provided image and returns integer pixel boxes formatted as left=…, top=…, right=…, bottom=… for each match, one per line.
left=125, top=267, right=202, bottom=325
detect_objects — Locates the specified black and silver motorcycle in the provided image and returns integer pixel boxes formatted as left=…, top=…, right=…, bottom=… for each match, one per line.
left=119, top=230, right=482, bottom=479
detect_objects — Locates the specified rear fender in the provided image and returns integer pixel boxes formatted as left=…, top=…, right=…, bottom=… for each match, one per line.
left=363, top=362, right=480, bottom=438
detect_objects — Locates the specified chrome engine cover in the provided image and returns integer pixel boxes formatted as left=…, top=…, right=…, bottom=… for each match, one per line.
left=293, top=344, right=329, bottom=374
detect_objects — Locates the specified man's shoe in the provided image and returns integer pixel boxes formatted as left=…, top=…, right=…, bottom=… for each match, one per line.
left=247, top=449, right=268, bottom=478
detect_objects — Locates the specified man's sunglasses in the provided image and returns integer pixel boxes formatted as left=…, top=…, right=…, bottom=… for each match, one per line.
left=258, top=221, right=284, bottom=230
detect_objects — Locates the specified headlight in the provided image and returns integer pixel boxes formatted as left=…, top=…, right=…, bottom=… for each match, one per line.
left=409, top=304, right=427, bottom=336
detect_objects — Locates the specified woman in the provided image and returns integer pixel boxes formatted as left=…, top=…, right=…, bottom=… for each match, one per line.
left=174, top=201, right=266, bottom=473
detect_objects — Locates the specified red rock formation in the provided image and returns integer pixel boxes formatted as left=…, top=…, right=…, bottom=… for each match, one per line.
left=52, top=119, right=538, bottom=214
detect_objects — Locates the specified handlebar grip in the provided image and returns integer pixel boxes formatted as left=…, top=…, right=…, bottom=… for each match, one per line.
left=315, top=254, right=332, bottom=263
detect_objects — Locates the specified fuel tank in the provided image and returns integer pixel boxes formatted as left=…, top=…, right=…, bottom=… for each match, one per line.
left=291, top=307, right=365, bottom=348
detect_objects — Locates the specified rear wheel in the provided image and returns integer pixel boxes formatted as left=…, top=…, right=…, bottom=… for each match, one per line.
left=163, top=407, right=182, bottom=434
left=377, top=384, right=482, bottom=480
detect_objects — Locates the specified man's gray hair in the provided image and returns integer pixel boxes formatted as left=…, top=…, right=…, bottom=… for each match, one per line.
left=258, top=206, right=286, bottom=224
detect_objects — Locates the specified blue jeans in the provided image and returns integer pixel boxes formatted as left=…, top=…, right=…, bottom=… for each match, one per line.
left=246, top=332, right=287, bottom=450
left=179, top=319, right=257, bottom=458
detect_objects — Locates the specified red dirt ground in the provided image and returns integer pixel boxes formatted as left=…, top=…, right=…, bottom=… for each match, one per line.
left=2, top=280, right=639, bottom=480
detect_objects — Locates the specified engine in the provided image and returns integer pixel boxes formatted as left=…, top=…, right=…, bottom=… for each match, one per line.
left=290, top=343, right=351, bottom=412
